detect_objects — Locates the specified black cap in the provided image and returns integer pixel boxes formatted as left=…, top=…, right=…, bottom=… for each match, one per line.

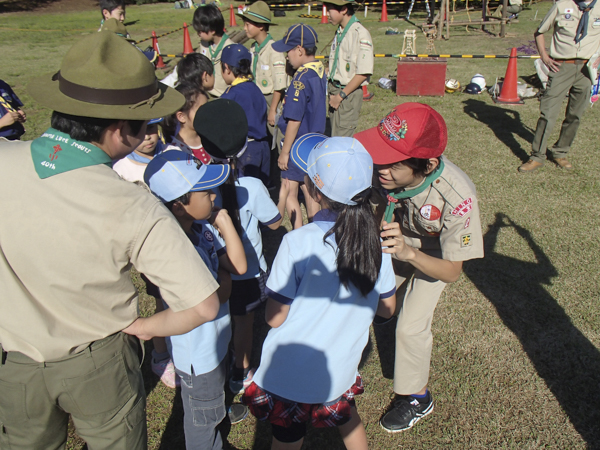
left=193, top=98, right=249, bottom=159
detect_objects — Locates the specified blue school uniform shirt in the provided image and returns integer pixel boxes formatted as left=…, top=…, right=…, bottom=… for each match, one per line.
left=169, top=221, right=232, bottom=376
left=0, top=80, right=25, bottom=140
left=214, top=176, right=281, bottom=280
left=221, top=78, right=268, bottom=141
left=277, top=61, right=327, bottom=138
left=252, top=209, right=396, bottom=403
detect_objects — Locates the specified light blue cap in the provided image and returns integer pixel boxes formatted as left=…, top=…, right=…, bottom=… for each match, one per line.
left=144, top=150, right=230, bottom=202
left=291, top=134, right=373, bottom=205
left=148, top=117, right=163, bottom=125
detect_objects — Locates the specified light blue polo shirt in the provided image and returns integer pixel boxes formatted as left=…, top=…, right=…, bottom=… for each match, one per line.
left=215, top=176, right=281, bottom=280
left=169, top=221, right=232, bottom=376
left=252, top=210, right=396, bottom=403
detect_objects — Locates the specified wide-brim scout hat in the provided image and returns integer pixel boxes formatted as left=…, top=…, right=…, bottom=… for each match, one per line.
left=193, top=98, right=249, bottom=160
left=291, top=133, right=373, bottom=205
left=237, top=1, right=273, bottom=24
left=322, top=0, right=356, bottom=6
left=354, top=103, right=448, bottom=165
left=28, top=31, right=184, bottom=120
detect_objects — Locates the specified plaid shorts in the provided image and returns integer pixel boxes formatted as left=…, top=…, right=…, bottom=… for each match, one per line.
left=242, top=375, right=364, bottom=428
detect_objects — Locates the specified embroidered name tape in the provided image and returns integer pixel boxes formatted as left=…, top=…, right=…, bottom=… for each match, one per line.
left=451, top=198, right=473, bottom=217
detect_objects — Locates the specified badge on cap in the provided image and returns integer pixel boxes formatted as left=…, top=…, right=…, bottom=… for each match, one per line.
left=420, top=204, right=441, bottom=220
left=451, top=198, right=473, bottom=217
left=380, top=112, right=408, bottom=142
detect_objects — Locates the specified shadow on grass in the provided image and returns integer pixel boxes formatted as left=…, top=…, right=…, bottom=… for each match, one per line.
left=0, top=0, right=57, bottom=13
left=464, top=212, right=600, bottom=444
left=463, top=98, right=534, bottom=163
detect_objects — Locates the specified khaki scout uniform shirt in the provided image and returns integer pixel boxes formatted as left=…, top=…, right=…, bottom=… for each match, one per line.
left=392, top=157, right=484, bottom=262
left=200, top=36, right=235, bottom=97
left=252, top=39, right=287, bottom=95
left=538, top=0, right=600, bottom=59
left=0, top=141, right=219, bottom=362
left=329, top=20, right=374, bottom=86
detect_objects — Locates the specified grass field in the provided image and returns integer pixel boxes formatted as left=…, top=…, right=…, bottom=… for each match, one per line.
left=1, top=0, right=599, bottom=448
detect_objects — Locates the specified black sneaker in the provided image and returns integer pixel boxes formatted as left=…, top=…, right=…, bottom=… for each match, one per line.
left=228, top=403, right=249, bottom=425
left=380, top=394, right=434, bottom=433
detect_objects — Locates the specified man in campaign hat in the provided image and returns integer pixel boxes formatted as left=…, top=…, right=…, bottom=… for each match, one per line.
left=0, top=31, right=221, bottom=448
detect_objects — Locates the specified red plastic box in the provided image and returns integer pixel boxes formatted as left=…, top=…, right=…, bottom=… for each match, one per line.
left=396, top=57, right=447, bottom=97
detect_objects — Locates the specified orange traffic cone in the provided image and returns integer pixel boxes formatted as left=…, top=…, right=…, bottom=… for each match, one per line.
left=321, top=3, right=329, bottom=24
left=380, top=0, right=389, bottom=22
left=494, top=47, right=523, bottom=104
left=229, top=4, right=237, bottom=27
left=152, top=31, right=166, bottom=69
left=362, top=85, right=374, bottom=101
left=183, top=22, right=194, bottom=55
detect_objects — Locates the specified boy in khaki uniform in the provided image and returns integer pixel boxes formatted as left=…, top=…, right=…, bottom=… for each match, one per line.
left=519, top=0, right=600, bottom=172
left=238, top=1, right=287, bottom=131
left=356, top=103, right=484, bottom=434
left=325, top=0, right=374, bottom=137
left=194, top=3, right=235, bottom=97
left=0, top=32, right=221, bottom=448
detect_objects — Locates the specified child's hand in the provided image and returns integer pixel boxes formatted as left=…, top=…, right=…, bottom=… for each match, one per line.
left=0, top=111, right=20, bottom=128
left=381, top=220, right=415, bottom=261
left=122, top=318, right=153, bottom=341
left=329, top=94, right=342, bottom=110
left=268, top=110, right=276, bottom=127
left=278, top=152, right=290, bottom=171
left=209, top=207, right=233, bottom=234
left=17, top=110, right=26, bottom=123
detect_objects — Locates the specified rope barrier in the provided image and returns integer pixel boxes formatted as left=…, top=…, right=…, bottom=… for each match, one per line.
left=135, top=26, right=184, bottom=45
left=158, top=52, right=540, bottom=59
left=267, top=0, right=440, bottom=6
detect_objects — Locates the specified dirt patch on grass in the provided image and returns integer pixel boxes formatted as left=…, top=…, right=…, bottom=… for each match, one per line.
left=0, top=0, right=97, bottom=14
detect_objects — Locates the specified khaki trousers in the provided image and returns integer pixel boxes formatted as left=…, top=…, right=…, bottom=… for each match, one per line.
left=328, top=82, right=363, bottom=137
left=530, top=61, right=592, bottom=162
left=392, top=259, right=447, bottom=395
left=0, top=332, right=146, bottom=450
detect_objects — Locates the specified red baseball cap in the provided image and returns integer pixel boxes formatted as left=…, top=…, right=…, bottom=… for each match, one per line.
left=354, top=103, right=448, bottom=165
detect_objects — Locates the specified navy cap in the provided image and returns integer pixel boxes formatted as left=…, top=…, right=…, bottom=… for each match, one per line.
left=221, top=44, right=252, bottom=69
left=464, top=82, right=482, bottom=94
left=272, top=24, right=318, bottom=52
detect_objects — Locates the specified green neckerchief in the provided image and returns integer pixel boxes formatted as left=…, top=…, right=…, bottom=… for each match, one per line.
left=209, top=34, right=229, bottom=64
left=31, top=128, right=112, bottom=179
left=252, top=34, right=273, bottom=81
left=329, top=15, right=359, bottom=82
left=383, top=158, right=445, bottom=223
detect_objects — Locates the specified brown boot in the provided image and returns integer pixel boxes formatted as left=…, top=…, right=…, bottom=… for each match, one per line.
left=518, top=159, right=543, bottom=173
left=551, top=157, right=572, bottom=170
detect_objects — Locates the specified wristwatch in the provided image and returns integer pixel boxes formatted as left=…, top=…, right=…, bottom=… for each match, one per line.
left=339, top=91, right=348, bottom=100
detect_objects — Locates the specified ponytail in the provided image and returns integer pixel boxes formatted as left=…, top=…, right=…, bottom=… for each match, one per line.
left=307, top=180, right=382, bottom=296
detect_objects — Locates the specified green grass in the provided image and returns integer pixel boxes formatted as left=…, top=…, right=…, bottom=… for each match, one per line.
left=2, top=1, right=600, bottom=448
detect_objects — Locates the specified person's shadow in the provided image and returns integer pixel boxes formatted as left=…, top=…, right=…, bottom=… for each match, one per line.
left=463, top=98, right=535, bottom=163
left=464, top=212, right=600, bottom=444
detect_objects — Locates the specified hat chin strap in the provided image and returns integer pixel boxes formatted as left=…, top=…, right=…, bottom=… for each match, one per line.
left=55, top=71, right=159, bottom=106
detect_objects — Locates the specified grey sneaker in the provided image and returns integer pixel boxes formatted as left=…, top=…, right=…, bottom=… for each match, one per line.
left=228, top=403, right=249, bottom=425
left=380, top=394, right=434, bottom=433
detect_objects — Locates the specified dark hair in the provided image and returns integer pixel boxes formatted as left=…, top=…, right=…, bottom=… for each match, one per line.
left=306, top=179, right=382, bottom=296
left=193, top=4, right=225, bottom=36
left=223, top=60, right=252, bottom=79
left=218, top=162, right=243, bottom=234
left=164, top=191, right=192, bottom=212
left=50, top=111, right=144, bottom=142
left=176, top=53, right=214, bottom=88
left=303, top=46, right=318, bottom=56
left=326, top=3, right=355, bottom=16
left=162, top=82, right=208, bottom=142
left=400, top=157, right=440, bottom=178
left=100, top=0, right=125, bottom=13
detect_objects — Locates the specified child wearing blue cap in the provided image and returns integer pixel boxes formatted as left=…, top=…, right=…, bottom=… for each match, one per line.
left=221, top=44, right=270, bottom=186
left=242, top=135, right=397, bottom=449
left=272, top=24, right=327, bottom=229
left=144, top=151, right=249, bottom=448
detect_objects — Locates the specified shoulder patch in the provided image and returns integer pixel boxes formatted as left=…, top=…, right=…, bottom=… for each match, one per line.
left=293, top=81, right=305, bottom=90
left=273, top=61, right=285, bottom=66
left=451, top=198, right=473, bottom=217
left=360, top=39, right=372, bottom=47
left=460, top=234, right=472, bottom=247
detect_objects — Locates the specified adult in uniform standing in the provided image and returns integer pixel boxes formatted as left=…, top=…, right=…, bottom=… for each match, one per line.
left=325, top=0, right=374, bottom=137
left=519, top=0, right=600, bottom=172
left=0, top=32, right=221, bottom=448
left=355, top=103, right=484, bottom=433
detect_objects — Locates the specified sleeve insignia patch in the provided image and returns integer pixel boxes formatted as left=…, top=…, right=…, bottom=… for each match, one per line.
left=460, top=234, right=472, bottom=247
left=273, top=61, right=285, bottom=67
left=464, top=217, right=471, bottom=229
left=360, top=40, right=372, bottom=47
left=293, top=81, right=305, bottom=90
left=451, top=198, right=473, bottom=217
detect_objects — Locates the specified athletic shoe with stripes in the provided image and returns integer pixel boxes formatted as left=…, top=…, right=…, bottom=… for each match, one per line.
left=380, top=394, right=434, bottom=433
